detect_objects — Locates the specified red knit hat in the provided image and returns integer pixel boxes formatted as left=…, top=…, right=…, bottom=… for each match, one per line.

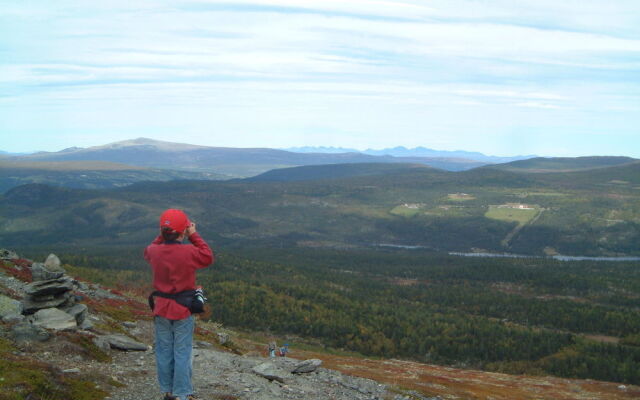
left=159, top=209, right=190, bottom=233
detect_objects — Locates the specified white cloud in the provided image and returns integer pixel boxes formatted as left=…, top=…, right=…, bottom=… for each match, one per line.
left=1, top=0, right=639, bottom=156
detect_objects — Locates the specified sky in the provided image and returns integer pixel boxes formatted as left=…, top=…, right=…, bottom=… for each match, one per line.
left=1, top=0, right=639, bottom=157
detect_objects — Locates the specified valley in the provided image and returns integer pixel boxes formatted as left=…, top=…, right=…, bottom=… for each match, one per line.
left=2, top=158, right=638, bottom=257
left=1, top=152, right=639, bottom=397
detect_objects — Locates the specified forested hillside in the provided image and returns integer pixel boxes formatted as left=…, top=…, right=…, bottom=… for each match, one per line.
left=2, top=161, right=639, bottom=256
left=36, top=246, right=640, bottom=385
left=0, top=160, right=225, bottom=193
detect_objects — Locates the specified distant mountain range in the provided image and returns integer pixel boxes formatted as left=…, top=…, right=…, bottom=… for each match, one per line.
left=5, top=138, right=493, bottom=177
left=3, top=138, right=637, bottom=193
left=286, top=146, right=535, bottom=163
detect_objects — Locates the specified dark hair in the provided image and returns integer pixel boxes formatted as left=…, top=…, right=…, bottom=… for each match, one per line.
left=161, top=227, right=181, bottom=242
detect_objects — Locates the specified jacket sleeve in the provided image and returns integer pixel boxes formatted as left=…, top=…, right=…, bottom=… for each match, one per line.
left=188, top=232, right=214, bottom=268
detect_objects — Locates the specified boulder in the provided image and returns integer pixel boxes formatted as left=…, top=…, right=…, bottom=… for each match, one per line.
left=0, top=294, right=22, bottom=318
left=32, top=308, right=77, bottom=330
left=291, top=358, right=323, bottom=374
left=24, top=277, right=73, bottom=296
left=62, top=303, right=88, bottom=325
left=31, top=262, right=65, bottom=281
left=9, top=322, right=51, bottom=343
left=98, top=334, right=148, bottom=351
left=252, top=362, right=289, bottom=383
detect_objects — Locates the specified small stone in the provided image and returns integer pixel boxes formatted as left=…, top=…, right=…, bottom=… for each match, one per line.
left=63, top=368, right=81, bottom=374
left=44, top=254, right=62, bottom=270
left=122, top=321, right=136, bottom=328
left=0, top=249, right=19, bottom=260
left=217, top=332, right=229, bottom=345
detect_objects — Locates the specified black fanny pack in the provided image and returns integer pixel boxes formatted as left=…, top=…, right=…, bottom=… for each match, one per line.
left=148, top=288, right=206, bottom=314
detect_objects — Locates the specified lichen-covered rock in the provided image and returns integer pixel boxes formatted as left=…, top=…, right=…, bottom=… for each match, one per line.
left=0, top=294, right=22, bottom=318
left=9, top=321, right=51, bottom=343
left=32, top=307, right=77, bottom=331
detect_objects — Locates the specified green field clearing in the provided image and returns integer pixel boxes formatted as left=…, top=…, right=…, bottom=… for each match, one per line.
left=423, top=205, right=475, bottom=217
left=390, top=204, right=423, bottom=217
left=485, top=205, right=540, bottom=225
left=447, top=193, right=476, bottom=201
left=513, top=191, right=566, bottom=197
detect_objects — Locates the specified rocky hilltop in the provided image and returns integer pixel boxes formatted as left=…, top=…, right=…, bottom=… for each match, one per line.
left=0, top=249, right=432, bottom=400
left=1, top=249, right=639, bottom=400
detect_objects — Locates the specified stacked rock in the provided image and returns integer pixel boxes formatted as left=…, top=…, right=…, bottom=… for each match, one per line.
left=21, top=254, right=90, bottom=330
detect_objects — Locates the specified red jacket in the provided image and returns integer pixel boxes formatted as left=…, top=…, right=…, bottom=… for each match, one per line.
left=144, top=232, right=214, bottom=320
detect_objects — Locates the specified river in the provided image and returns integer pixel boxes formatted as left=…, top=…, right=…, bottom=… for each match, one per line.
left=376, top=244, right=640, bottom=262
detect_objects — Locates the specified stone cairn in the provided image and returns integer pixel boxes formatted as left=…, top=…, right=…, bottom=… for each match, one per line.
left=1, top=249, right=147, bottom=351
left=22, top=254, right=90, bottom=330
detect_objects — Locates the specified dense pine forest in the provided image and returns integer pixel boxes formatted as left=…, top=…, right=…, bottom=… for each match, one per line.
left=26, top=245, right=640, bottom=385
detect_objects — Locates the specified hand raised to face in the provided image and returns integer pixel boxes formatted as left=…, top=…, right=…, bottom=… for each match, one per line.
left=185, top=222, right=196, bottom=237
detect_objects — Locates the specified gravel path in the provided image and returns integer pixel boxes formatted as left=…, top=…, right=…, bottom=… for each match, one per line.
left=103, top=342, right=398, bottom=400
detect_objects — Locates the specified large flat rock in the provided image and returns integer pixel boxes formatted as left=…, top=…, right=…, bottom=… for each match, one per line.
left=32, top=307, right=77, bottom=331
left=291, top=358, right=323, bottom=374
left=96, top=334, right=148, bottom=351
left=31, top=262, right=65, bottom=281
left=252, top=362, right=289, bottom=383
left=24, top=277, right=73, bottom=296
left=22, top=291, right=73, bottom=314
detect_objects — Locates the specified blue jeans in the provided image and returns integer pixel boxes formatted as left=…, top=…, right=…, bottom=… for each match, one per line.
left=154, top=315, right=194, bottom=398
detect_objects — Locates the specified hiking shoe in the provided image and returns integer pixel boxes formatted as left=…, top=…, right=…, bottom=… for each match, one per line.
left=163, top=393, right=177, bottom=400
